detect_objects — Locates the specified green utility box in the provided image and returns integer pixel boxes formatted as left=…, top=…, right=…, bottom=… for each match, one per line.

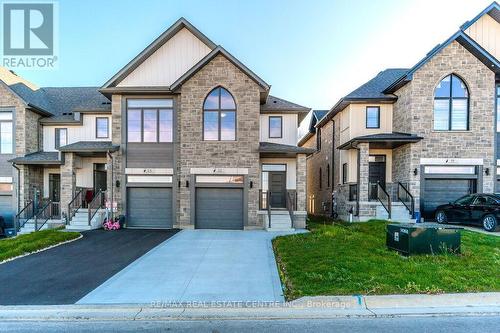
left=386, top=223, right=462, bottom=256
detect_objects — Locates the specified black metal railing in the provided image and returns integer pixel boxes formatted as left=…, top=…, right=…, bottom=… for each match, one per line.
left=35, top=200, right=52, bottom=231
left=286, top=191, right=296, bottom=229
left=88, top=190, right=105, bottom=226
left=51, top=202, right=61, bottom=219
left=67, top=189, right=84, bottom=224
left=15, top=200, right=35, bottom=231
left=259, top=190, right=269, bottom=210
left=267, top=191, right=272, bottom=228
left=397, top=182, right=414, bottom=217
left=377, top=182, right=391, bottom=219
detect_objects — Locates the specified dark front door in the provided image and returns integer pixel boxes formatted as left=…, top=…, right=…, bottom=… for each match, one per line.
left=49, top=174, right=60, bottom=202
left=369, top=160, right=386, bottom=200
left=269, top=172, right=286, bottom=208
left=93, top=164, right=107, bottom=193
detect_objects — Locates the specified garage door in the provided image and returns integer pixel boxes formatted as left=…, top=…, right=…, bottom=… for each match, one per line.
left=0, top=195, right=13, bottom=226
left=421, top=179, right=475, bottom=219
left=195, top=188, right=243, bottom=230
left=127, top=188, right=172, bottom=229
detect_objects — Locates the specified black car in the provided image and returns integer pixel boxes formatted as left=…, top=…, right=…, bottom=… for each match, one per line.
left=435, top=193, right=500, bottom=232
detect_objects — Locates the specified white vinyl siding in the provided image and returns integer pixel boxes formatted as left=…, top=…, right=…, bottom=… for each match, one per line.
left=260, top=114, right=298, bottom=145
left=117, top=28, right=211, bottom=87
left=465, top=13, right=500, bottom=61
left=43, top=114, right=112, bottom=152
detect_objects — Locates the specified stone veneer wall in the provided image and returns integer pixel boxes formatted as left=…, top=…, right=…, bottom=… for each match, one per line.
left=296, top=153, right=307, bottom=211
left=303, top=120, right=334, bottom=216
left=178, top=54, right=261, bottom=228
left=60, top=152, right=77, bottom=219
left=392, top=41, right=496, bottom=209
left=108, top=95, right=123, bottom=214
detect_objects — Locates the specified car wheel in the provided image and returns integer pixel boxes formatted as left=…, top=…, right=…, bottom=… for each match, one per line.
left=435, top=210, right=447, bottom=224
left=482, top=214, right=498, bottom=232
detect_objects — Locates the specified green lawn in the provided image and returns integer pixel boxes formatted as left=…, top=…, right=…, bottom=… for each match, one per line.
left=272, top=217, right=500, bottom=300
left=0, top=229, right=81, bottom=262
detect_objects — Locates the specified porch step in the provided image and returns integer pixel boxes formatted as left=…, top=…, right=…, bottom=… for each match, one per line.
left=265, top=211, right=294, bottom=232
left=67, top=208, right=106, bottom=231
left=376, top=202, right=414, bottom=223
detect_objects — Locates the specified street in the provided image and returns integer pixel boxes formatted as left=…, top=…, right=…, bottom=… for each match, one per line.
left=1, top=315, right=499, bottom=333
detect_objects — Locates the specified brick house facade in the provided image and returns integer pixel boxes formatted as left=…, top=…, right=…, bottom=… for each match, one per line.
left=300, top=3, right=500, bottom=223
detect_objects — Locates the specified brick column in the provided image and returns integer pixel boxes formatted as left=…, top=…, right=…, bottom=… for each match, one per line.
left=296, top=153, right=307, bottom=211
left=358, top=143, right=369, bottom=202
left=60, top=152, right=76, bottom=220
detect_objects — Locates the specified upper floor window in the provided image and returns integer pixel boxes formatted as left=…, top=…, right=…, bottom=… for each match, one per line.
left=203, top=87, right=236, bottom=141
left=127, top=99, right=173, bottom=143
left=316, top=128, right=321, bottom=151
left=269, top=116, right=282, bottom=138
left=96, top=117, right=109, bottom=138
left=55, top=128, right=67, bottom=149
left=434, top=74, right=469, bottom=131
left=366, top=106, right=380, bottom=128
left=0, top=111, right=12, bottom=154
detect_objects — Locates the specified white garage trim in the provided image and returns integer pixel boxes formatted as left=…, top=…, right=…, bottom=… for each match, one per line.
left=190, top=167, right=248, bottom=175
left=420, top=158, right=484, bottom=166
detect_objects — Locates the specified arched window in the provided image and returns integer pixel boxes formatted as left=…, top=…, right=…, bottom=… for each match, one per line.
left=434, top=74, right=469, bottom=131
left=203, top=87, right=236, bottom=141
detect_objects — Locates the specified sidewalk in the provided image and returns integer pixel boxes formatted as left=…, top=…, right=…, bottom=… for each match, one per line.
left=1, top=293, right=499, bottom=321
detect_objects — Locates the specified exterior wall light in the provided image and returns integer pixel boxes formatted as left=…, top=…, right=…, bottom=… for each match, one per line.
left=186, top=180, right=190, bottom=188
left=485, top=168, right=490, bottom=176
left=250, top=181, right=253, bottom=188
left=413, top=168, right=418, bottom=176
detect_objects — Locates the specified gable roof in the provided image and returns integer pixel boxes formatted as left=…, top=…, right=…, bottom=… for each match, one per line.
left=102, top=18, right=216, bottom=89
left=260, top=95, right=310, bottom=112
left=384, top=31, right=500, bottom=94
left=297, top=109, right=329, bottom=146
left=316, top=68, right=408, bottom=127
left=460, top=1, right=500, bottom=31
left=384, top=2, right=500, bottom=94
left=170, top=46, right=270, bottom=93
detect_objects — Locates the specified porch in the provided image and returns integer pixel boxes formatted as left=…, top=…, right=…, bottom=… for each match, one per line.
left=258, top=142, right=313, bottom=230
left=337, top=133, right=422, bottom=222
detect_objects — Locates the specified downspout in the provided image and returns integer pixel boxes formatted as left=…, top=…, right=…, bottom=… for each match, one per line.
left=12, top=163, right=20, bottom=212
left=331, top=119, right=335, bottom=217
left=356, top=146, right=360, bottom=217
left=12, top=163, right=20, bottom=231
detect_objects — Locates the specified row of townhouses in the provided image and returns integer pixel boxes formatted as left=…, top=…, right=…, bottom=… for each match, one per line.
left=0, top=18, right=312, bottom=232
left=0, top=2, right=498, bottom=232
left=301, top=2, right=500, bottom=222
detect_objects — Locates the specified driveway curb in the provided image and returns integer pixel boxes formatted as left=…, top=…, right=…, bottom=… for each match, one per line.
left=1, top=293, right=499, bottom=321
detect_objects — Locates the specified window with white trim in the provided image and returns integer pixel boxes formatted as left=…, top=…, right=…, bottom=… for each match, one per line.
left=0, top=111, right=13, bottom=154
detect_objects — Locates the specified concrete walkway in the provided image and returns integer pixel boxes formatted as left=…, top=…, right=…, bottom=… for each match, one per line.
left=78, top=230, right=296, bottom=304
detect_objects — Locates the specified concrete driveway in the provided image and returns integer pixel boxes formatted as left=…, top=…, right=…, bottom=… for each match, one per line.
left=78, top=230, right=295, bottom=304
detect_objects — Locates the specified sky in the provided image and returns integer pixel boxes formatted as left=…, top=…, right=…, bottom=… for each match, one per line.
left=13, top=0, right=494, bottom=110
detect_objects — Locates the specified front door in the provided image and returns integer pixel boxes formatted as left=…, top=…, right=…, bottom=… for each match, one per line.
left=49, top=174, right=60, bottom=202
left=368, top=156, right=386, bottom=200
left=93, top=163, right=107, bottom=193
left=269, top=172, right=286, bottom=208
left=49, top=174, right=61, bottom=217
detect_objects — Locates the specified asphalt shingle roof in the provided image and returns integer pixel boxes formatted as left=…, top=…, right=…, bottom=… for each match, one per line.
left=9, top=152, right=61, bottom=165
left=312, top=110, right=328, bottom=122
left=344, top=69, right=408, bottom=100
left=261, top=95, right=310, bottom=112
left=58, top=141, right=119, bottom=152
left=8, top=83, right=111, bottom=116
left=259, top=142, right=314, bottom=154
